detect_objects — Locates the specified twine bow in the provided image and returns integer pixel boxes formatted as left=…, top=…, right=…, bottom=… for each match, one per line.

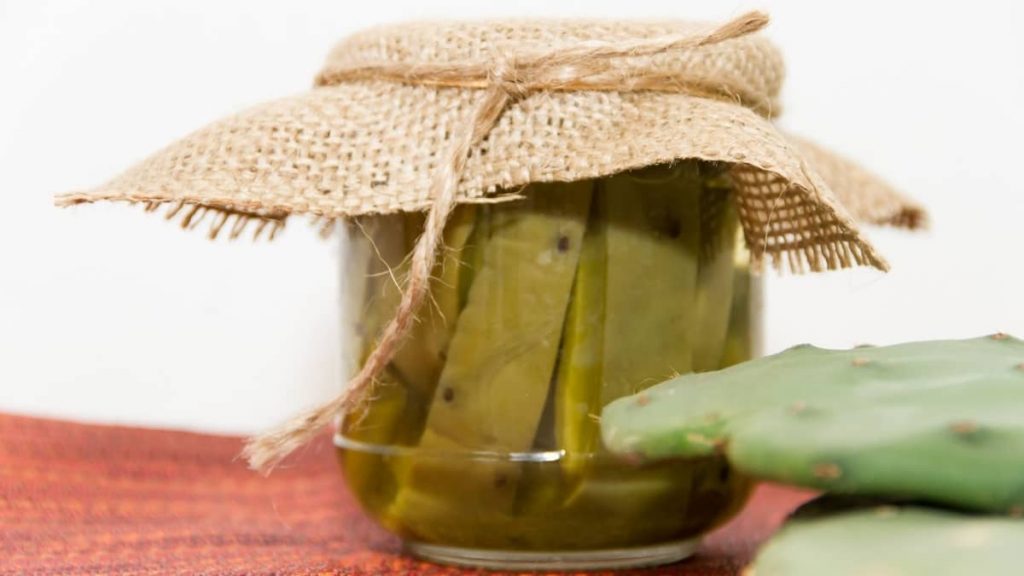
left=244, top=11, right=771, bottom=472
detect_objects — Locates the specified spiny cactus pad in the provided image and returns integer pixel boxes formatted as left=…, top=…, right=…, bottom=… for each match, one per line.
left=601, top=335, right=1024, bottom=512
left=748, top=497, right=1024, bottom=576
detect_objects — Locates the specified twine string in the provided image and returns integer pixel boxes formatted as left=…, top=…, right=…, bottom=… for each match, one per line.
left=316, top=12, right=775, bottom=117
left=244, top=11, right=770, bottom=472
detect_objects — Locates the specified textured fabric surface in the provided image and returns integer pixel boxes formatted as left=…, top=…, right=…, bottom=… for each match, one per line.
left=53, top=17, right=921, bottom=272
left=0, top=413, right=814, bottom=575
left=788, top=135, right=927, bottom=230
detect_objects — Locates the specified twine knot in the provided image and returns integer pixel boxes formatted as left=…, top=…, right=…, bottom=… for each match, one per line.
left=489, top=59, right=531, bottom=101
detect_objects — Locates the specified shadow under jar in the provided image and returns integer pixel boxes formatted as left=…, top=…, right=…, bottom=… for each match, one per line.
left=335, top=161, right=762, bottom=570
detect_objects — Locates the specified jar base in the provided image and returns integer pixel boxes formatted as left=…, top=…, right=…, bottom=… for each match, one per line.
left=404, top=537, right=701, bottom=570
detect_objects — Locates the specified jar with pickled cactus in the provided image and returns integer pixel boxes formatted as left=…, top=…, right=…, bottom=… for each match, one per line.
left=53, top=11, right=917, bottom=572
left=336, top=161, right=762, bottom=569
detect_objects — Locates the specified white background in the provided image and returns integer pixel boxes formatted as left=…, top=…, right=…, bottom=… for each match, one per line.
left=2, top=1, right=1022, bottom=434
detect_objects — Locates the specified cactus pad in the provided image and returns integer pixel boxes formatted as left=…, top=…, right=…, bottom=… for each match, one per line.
left=749, top=497, right=1024, bottom=576
left=602, top=335, right=1024, bottom=512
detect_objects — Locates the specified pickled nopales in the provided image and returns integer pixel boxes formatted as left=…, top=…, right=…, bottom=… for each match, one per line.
left=420, top=183, right=592, bottom=452
left=599, top=165, right=700, bottom=403
left=390, top=208, right=478, bottom=395
left=693, top=174, right=739, bottom=372
left=393, top=182, right=592, bottom=522
left=553, top=165, right=704, bottom=508
left=338, top=161, right=757, bottom=550
left=553, top=192, right=607, bottom=471
left=720, top=260, right=757, bottom=368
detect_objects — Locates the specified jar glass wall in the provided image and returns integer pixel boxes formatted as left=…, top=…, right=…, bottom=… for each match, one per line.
left=336, top=161, right=762, bottom=570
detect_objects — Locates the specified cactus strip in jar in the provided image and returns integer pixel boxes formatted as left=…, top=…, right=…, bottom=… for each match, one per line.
left=599, top=164, right=701, bottom=403
left=389, top=180, right=593, bottom=528
left=553, top=191, right=608, bottom=471
left=389, top=207, right=478, bottom=396
left=420, top=181, right=593, bottom=451
left=692, top=173, right=739, bottom=372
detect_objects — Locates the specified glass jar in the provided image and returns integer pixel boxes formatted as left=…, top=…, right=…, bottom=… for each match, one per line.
left=335, top=161, right=762, bottom=570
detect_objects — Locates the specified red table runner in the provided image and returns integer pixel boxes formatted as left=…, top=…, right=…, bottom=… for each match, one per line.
left=0, top=413, right=813, bottom=575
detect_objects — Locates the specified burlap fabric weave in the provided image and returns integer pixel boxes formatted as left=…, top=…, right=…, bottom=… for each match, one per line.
left=56, top=17, right=923, bottom=272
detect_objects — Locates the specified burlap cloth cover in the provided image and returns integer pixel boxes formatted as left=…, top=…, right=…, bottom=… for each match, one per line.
left=55, top=14, right=923, bottom=263
left=53, top=13, right=926, bottom=470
